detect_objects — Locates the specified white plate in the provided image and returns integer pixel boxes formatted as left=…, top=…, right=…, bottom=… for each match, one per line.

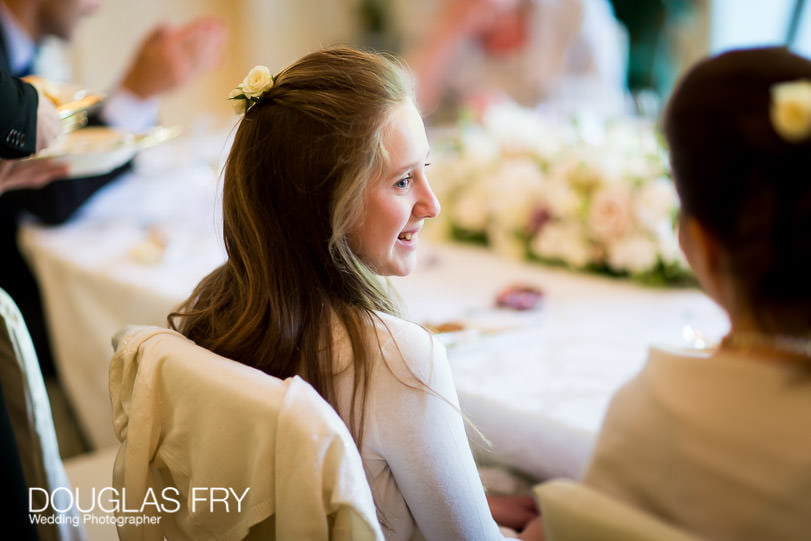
left=29, top=126, right=181, bottom=178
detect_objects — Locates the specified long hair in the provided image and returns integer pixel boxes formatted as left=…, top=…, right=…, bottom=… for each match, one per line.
left=169, top=47, right=415, bottom=444
left=664, top=47, right=811, bottom=335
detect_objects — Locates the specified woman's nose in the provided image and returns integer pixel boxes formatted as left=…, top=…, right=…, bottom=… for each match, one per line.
left=414, top=180, right=441, bottom=219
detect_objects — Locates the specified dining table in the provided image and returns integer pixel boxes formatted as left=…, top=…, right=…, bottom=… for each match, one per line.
left=18, top=132, right=729, bottom=482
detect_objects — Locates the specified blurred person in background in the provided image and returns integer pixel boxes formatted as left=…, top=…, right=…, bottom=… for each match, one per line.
left=0, top=66, right=65, bottom=541
left=0, top=0, right=226, bottom=376
left=403, top=0, right=627, bottom=120
left=521, top=46, right=811, bottom=541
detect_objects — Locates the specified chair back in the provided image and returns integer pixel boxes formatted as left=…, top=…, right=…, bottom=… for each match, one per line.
left=0, top=287, right=85, bottom=541
left=535, top=479, right=701, bottom=541
left=110, top=326, right=383, bottom=541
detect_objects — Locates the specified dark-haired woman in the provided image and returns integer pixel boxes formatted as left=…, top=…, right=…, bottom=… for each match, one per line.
left=575, top=47, right=811, bottom=541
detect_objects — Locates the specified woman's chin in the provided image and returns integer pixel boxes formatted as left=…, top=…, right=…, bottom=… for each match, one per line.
left=383, top=256, right=417, bottom=277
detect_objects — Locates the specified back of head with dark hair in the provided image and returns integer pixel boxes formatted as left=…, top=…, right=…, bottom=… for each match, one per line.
left=664, top=47, right=811, bottom=333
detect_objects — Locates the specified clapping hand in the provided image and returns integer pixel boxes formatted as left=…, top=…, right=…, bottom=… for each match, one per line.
left=121, top=17, right=227, bottom=99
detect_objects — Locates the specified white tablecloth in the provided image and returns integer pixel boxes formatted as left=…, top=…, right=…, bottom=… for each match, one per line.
left=19, top=140, right=728, bottom=481
left=391, top=246, right=726, bottom=479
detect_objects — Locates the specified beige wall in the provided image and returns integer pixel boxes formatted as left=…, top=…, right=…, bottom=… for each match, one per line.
left=61, top=0, right=361, bottom=129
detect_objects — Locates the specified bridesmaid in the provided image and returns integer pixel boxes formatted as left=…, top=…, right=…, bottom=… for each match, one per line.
left=170, top=46, right=536, bottom=540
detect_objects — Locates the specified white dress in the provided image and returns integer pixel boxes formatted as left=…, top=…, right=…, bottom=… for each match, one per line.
left=331, top=311, right=504, bottom=541
left=583, top=346, right=811, bottom=541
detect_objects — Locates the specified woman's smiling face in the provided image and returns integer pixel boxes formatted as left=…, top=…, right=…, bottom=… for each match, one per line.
left=348, top=99, right=440, bottom=276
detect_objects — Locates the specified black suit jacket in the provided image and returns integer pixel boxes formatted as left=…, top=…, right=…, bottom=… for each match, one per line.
left=0, top=70, right=38, bottom=158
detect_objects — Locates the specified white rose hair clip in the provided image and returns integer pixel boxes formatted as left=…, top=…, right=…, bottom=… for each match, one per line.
left=770, top=79, right=811, bottom=143
left=229, top=65, right=275, bottom=115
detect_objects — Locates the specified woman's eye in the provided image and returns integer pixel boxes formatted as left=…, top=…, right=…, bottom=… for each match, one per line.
left=395, top=176, right=412, bottom=189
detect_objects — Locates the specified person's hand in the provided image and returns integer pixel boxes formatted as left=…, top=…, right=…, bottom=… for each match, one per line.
left=34, top=89, right=63, bottom=152
left=0, top=159, right=70, bottom=196
left=121, top=17, right=227, bottom=99
left=487, top=493, right=539, bottom=531
left=518, top=516, right=545, bottom=541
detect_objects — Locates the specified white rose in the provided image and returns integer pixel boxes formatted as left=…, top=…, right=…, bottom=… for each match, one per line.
left=460, top=128, right=500, bottom=165
left=487, top=158, right=545, bottom=228
left=229, top=87, right=247, bottom=115
left=770, top=80, right=811, bottom=142
left=531, top=221, right=591, bottom=268
left=241, top=65, right=274, bottom=98
left=588, top=185, right=634, bottom=241
left=542, top=179, right=580, bottom=218
left=607, top=234, right=659, bottom=274
left=483, top=102, right=547, bottom=154
left=432, top=157, right=485, bottom=195
left=452, top=182, right=490, bottom=232
left=552, top=150, right=603, bottom=190
left=487, top=220, right=527, bottom=260
left=634, top=177, right=678, bottom=227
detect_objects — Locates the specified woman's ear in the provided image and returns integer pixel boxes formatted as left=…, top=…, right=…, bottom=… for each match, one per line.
left=679, top=215, right=726, bottom=306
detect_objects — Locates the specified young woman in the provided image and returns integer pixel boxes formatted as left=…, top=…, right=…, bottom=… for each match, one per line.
left=169, top=47, right=530, bottom=540
left=551, top=47, right=811, bottom=541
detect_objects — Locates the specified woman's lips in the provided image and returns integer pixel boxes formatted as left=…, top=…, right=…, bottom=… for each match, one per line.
left=397, top=228, right=420, bottom=246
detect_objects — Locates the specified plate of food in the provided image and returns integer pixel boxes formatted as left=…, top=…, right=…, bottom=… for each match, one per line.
left=27, top=125, right=181, bottom=178
left=424, top=321, right=479, bottom=347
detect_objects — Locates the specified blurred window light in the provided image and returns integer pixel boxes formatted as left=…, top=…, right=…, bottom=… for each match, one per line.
left=711, top=0, right=811, bottom=56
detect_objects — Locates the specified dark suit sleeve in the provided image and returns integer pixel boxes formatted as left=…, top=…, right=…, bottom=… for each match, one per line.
left=0, top=71, right=38, bottom=159
left=0, top=94, right=132, bottom=225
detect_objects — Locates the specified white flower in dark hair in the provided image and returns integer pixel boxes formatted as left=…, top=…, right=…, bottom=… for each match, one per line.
left=770, top=80, right=811, bottom=142
left=229, top=88, right=247, bottom=115
left=228, top=65, right=275, bottom=115
left=241, top=65, right=274, bottom=98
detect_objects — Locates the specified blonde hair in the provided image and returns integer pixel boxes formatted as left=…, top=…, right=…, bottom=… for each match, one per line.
left=169, top=47, right=415, bottom=445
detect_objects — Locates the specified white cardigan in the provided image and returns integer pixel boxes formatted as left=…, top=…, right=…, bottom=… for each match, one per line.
left=331, top=312, right=504, bottom=541
left=584, top=346, right=811, bottom=541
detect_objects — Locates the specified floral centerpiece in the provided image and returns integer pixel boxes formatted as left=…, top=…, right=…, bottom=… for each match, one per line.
left=428, top=103, right=693, bottom=286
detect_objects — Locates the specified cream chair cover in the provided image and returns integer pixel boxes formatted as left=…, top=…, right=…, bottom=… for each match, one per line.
left=535, top=479, right=700, bottom=541
left=110, top=326, right=384, bottom=541
left=0, top=287, right=85, bottom=541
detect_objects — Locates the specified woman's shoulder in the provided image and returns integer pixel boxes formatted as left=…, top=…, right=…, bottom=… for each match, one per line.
left=600, top=347, right=714, bottom=417
left=609, top=345, right=810, bottom=424
left=642, top=344, right=796, bottom=382
left=371, top=311, right=433, bottom=342
left=370, top=311, right=446, bottom=383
